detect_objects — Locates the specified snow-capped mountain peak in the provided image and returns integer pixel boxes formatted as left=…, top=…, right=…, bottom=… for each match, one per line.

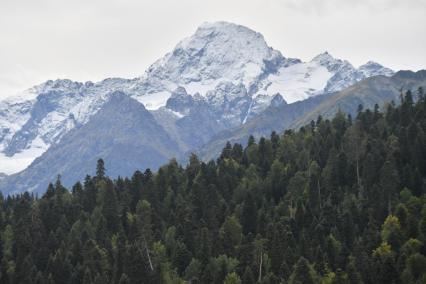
left=140, top=21, right=290, bottom=97
left=311, top=51, right=354, bottom=72
left=358, top=61, right=394, bottom=77
left=312, top=51, right=335, bottom=63
left=0, top=21, right=395, bottom=176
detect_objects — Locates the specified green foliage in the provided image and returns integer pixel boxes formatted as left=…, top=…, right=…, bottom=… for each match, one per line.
left=223, top=272, right=241, bottom=284
left=401, top=253, right=426, bottom=283
left=0, top=89, right=425, bottom=283
left=288, top=257, right=319, bottom=284
left=381, top=215, right=403, bottom=249
left=219, top=216, right=242, bottom=255
left=242, top=266, right=255, bottom=284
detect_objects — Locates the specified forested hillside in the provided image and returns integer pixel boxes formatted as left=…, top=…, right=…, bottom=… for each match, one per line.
left=1, top=88, right=426, bottom=284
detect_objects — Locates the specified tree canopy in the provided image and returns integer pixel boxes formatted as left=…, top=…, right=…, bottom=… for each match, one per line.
left=0, top=89, right=426, bottom=283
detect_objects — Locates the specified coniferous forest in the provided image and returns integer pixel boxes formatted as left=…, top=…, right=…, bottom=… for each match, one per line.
left=1, top=89, right=426, bottom=284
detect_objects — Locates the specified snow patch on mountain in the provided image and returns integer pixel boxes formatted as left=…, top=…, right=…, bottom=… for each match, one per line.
left=0, top=136, right=48, bottom=174
left=0, top=78, right=135, bottom=175
left=260, top=60, right=333, bottom=103
left=137, top=91, right=172, bottom=110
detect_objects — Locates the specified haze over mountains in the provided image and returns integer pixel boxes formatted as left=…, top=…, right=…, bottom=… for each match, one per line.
left=0, top=21, right=419, bottom=195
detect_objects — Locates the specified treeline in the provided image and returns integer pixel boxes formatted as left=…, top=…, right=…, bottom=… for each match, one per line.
left=1, top=88, right=426, bottom=284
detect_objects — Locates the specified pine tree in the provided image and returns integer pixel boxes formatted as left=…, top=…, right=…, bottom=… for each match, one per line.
left=241, top=193, right=257, bottom=235
left=96, top=159, right=105, bottom=179
left=224, top=272, right=241, bottom=284
left=242, top=266, right=256, bottom=284
left=288, top=257, right=319, bottom=284
left=101, top=180, right=120, bottom=233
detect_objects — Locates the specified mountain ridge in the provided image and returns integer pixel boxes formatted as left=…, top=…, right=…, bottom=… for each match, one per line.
left=195, top=70, right=426, bottom=161
left=0, top=21, right=398, bottom=193
left=0, top=91, right=181, bottom=194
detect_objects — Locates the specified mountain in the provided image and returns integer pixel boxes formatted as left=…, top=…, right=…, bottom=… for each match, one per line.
left=196, top=70, right=426, bottom=161
left=0, top=21, right=396, bottom=194
left=0, top=78, right=130, bottom=174
left=0, top=92, right=181, bottom=194
left=291, top=70, right=426, bottom=128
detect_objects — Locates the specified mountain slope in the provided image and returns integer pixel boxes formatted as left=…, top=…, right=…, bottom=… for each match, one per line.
left=197, top=70, right=426, bottom=161
left=0, top=79, right=130, bottom=174
left=0, top=92, right=180, bottom=194
left=292, top=70, right=426, bottom=128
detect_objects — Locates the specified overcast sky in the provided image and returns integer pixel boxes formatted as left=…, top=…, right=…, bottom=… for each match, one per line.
left=1, top=0, right=425, bottom=99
